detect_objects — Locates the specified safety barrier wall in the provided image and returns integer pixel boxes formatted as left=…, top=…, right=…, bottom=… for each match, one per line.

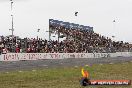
left=0, top=52, right=132, bottom=61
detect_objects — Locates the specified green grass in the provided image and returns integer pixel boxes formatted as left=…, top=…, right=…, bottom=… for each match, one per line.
left=0, top=62, right=132, bottom=88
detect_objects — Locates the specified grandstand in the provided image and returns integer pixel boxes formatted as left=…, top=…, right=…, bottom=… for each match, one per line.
left=0, top=19, right=132, bottom=54
left=49, top=19, right=132, bottom=53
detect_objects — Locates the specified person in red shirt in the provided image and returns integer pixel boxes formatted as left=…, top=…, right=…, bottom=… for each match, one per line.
left=15, top=47, right=20, bottom=53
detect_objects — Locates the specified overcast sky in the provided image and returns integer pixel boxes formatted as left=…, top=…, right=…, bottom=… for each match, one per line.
left=0, top=0, right=132, bottom=42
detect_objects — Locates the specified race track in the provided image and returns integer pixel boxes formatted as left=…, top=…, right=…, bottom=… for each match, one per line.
left=0, top=57, right=132, bottom=72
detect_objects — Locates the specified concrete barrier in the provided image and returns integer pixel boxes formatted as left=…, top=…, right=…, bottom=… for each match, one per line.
left=0, top=52, right=132, bottom=61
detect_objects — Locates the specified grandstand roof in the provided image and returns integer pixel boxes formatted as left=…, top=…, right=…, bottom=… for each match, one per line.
left=49, top=19, right=93, bottom=32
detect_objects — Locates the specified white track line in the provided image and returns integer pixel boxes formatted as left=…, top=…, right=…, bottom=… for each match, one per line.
left=99, top=64, right=103, bottom=65
left=43, top=65, right=48, bottom=67
left=12, top=62, right=16, bottom=64
left=74, top=66, right=78, bottom=68
left=109, top=63, right=113, bottom=64
left=122, top=63, right=126, bottom=64
left=19, top=71, right=23, bottom=73
left=85, top=65, right=89, bottom=67
left=125, top=62, right=128, bottom=64
left=32, top=70, right=36, bottom=72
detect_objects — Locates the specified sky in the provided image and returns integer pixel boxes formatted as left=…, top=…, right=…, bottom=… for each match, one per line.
left=0, top=0, right=132, bottom=42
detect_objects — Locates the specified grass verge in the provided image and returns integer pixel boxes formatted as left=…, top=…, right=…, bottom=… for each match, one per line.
left=0, top=62, right=132, bottom=88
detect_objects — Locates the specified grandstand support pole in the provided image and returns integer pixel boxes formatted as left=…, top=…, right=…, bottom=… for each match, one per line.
left=57, top=30, right=60, bottom=53
left=49, top=28, right=51, bottom=41
left=49, top=32, right=50, bottom=41
left=58, top=31, right=59, bottom=42
left=46, top=30, right=51, bottom=41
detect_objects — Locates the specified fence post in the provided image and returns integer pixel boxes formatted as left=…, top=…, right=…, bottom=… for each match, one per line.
left=0, top=54, right=1, bottom=61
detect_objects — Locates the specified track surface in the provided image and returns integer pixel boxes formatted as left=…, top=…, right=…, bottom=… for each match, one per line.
left=0, top=57, right=132, bottom=72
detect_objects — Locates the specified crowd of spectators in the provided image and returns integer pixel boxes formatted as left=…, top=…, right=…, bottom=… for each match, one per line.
left=49, top=24, right=132, bottom=53
left=0, top=24, right=132, bottom=54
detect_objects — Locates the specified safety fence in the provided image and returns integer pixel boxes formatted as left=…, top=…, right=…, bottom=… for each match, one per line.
left=0, top=52, right=132, bottom=61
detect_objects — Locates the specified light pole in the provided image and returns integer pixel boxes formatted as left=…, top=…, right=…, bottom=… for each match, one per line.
left=75, top=11, right=78, bottom=53
left=37, top=29, right=40, bottom=40
left=57, top=30, right=60, bottom=53
left=112, top=20, right=116, bottom=41
left=112, top=36, right=115, bottom=41
left=111, top=20, right=116, bottom=52
left=9, top=15, right=14, bottom=52
left=9, top=0, right=14, bottom=52
left=10, top=0, right=13, bottom=11
left=37, top=29, right=40, bottom=52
